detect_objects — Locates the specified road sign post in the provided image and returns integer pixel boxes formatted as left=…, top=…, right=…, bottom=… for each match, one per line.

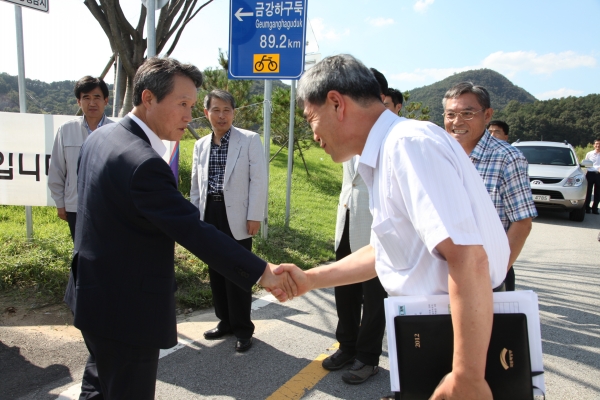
left=1, top=0, right=48, bottom=13
left=228, top=0, right=308, bottom=79
left=228, top=0, right=308, bottom=239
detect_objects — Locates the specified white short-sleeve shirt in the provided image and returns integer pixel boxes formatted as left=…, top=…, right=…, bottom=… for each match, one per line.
left=358, top=110, right=509, bottom=296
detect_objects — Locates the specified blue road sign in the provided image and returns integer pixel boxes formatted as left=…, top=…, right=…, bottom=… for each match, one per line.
left=228, top=0, right=308, bottom=80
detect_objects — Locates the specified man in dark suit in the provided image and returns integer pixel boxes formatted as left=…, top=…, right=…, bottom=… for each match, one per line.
left=72, top=57, right=294, bottom=399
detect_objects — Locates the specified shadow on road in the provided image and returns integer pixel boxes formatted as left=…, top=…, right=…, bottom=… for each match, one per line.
left=0, top=339, right=73, bottom=399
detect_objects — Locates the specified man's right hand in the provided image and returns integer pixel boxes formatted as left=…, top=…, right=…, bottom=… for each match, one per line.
left=57, top=207, right=67, bottom=221
left=274, top=264, right=313, bottom=297
left=429, top=372, right=492, bottom=400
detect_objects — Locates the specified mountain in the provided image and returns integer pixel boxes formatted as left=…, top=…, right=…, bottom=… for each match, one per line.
left=0, top=73, right=102, bottom=115
left=0, top=72, right=288, bottom=115
left=249, top=79, right=289, bottom=96
left=404, top=69, right=537, bottom=126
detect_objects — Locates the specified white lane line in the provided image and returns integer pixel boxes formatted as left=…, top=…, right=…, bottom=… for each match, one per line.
left=55, top=293, right=278, bottom=399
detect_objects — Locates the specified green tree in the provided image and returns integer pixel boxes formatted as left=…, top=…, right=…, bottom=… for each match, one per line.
left=84, top=0, right=215, bottom=115
left=399, top=91, right=431, bottom=121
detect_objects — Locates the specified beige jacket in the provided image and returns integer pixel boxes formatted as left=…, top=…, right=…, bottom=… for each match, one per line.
left=48, top=117, right=114, bottom=212
left=190, top=126, right=267, bottom=240
left=335, top=158, right=373, bottom=252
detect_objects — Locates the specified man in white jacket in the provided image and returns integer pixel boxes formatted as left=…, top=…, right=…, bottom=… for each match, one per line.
left=190, top=89, right=267, bottom=353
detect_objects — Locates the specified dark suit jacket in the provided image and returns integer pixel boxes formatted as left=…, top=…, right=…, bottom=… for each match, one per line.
left=71, top=116, right=266, bottom=349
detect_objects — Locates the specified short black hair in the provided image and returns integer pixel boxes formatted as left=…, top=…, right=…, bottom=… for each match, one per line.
left=386, top=88, right=404, bottom=106
left=370, top=68, right=388, bottom=95
left=133, top=57, right=203, bottom=107
left=488, top=120, right=509, bottom=135
left=74, top=76, right=109, bottom=99
left=204, top=89, right=236, bottom=110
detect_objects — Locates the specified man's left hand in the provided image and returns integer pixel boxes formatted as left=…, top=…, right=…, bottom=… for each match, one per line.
left=247, top=220, right=261, bottom=236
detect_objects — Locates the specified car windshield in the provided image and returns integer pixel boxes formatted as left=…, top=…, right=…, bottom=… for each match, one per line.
left=516, top=146, right=576, bottom=166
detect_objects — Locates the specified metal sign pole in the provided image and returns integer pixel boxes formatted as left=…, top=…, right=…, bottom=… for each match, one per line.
left=146, top=0, right=156, bottom=57
left=14, top=5, right=33, bottom=241
left=285, top=80, right=296, bottom=228
left=262, top=80, right=272, bottom=239
left=113, top=54, right=123, bottom=117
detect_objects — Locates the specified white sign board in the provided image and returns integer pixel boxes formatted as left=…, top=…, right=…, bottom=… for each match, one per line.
left=1, top=0, right=49, bottom=13
left=0, top=111, right=176, bottom=207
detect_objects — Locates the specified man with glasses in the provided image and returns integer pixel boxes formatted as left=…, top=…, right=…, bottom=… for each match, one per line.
left=190, top=89, right=267, bottom=352
left=443, top=82, right=537, bottom=291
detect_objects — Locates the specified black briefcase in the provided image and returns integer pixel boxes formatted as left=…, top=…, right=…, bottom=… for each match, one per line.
left=394, top=313, right=534, bottom=400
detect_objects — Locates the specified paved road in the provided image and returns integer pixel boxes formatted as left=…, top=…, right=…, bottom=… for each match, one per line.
left=1, top=210, right=599, bottom=399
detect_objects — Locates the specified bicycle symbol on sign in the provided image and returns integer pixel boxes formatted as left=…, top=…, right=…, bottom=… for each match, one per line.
left=254, top=55, right=278, bottom=72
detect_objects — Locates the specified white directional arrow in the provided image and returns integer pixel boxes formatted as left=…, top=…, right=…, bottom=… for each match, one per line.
left=235, top=8, right=254, bottom=21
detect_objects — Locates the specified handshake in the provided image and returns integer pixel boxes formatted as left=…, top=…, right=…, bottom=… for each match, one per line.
left=258, top=246, right=377, bottom=301
left=257, top=263, right=311, bottom=302
left=258, top=245, right=377, bottom=302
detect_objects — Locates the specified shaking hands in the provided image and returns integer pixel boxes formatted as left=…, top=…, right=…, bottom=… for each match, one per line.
left=258, top=263, right=311, bottom=302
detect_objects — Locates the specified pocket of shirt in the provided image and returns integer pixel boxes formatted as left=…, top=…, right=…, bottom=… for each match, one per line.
left=371, top=217, right=410, bottom=270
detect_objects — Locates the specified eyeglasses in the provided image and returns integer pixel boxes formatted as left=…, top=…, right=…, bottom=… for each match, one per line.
left=443, top=109, right=485, bottom=121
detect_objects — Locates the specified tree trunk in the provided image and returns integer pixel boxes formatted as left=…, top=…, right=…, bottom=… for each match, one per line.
left=120, top=74, right=134, bottom=117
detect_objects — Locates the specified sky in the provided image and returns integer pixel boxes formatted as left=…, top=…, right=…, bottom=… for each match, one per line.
left=1, top=0, right=599, bottom=101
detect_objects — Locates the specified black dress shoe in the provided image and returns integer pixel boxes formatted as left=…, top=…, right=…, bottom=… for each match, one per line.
left=235, top=338, right=253, bottom=352
left=203, top=327, right=231, bottom=340
left=593, top=209, right=599, bottom=215
left=586, top=208, right=591, bottom=214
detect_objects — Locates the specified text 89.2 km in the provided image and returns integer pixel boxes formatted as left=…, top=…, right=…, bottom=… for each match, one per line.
left=259, top=34, right=301, bottom=49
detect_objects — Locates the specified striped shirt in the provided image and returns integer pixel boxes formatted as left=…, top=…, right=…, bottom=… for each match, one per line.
left=207, top=129, right=231, bottom=195
left=470, top=131, right=537, bottom=231
left=359, top=111, right=509, bottom=296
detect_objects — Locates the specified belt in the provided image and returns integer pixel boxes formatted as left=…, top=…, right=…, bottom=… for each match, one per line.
left=208, top=194, right=224, bottom=202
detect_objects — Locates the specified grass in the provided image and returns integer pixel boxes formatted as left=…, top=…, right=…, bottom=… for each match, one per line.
left=0, top=139, right=341, bottom=309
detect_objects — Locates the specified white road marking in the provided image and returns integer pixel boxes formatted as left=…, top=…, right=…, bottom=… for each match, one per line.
left=55, top=293, right=278, bottom=399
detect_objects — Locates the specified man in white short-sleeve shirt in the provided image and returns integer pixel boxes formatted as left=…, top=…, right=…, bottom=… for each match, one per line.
left=276, top=54, right=509, bottom=400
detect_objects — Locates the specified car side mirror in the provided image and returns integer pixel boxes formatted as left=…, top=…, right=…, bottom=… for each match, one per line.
left=580, top=160, right=593, bottom=168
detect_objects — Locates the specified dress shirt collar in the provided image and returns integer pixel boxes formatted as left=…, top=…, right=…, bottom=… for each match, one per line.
left=359, top=109, right=401, bottom=169
left=470, top=130, right=493, bottom=161
left=212, top=128, right=232, bottom=146
left=127, top=112, right=167, bottom=158
left=83, top=113, right=107, bottom=135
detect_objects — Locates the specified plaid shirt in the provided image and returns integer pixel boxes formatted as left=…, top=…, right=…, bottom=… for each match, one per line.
left=207, top=129, right=231, bottom=195
left=470, top=131, right=537, bottom=231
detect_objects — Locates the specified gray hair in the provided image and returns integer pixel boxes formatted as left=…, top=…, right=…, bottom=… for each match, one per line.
left=442, top=82, right=491, bottom=110
left=133, top=57, right=203, bottom=106
left=296, top=54, right=381, bottom=107
left=204, top=89, right=236, bottom=110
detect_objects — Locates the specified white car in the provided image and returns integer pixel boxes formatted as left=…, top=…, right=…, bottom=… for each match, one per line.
left=512, top=140, right=591, bottom=222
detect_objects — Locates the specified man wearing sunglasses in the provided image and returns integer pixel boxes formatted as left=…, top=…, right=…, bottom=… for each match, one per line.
left=443, top=82, right=537, bottom=292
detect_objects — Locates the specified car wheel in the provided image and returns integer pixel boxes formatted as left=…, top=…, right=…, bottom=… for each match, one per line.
left=569, top=207, right=586, bottom=222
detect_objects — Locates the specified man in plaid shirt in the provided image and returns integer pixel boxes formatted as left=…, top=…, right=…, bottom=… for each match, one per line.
left=443, top=82, right=537, bottom=291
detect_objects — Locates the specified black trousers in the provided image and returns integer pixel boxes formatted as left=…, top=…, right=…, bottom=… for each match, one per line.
left=81, top=330, right=159, bottom=400
left=64, top=212, right=104, bottom=399
left=505, top=266, right=515, bottom=292
left=585, top=171, right=600, bottom=211
left=334, top=211, right=387, bottom=366
left=205, top=198, right=254, bottom=339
